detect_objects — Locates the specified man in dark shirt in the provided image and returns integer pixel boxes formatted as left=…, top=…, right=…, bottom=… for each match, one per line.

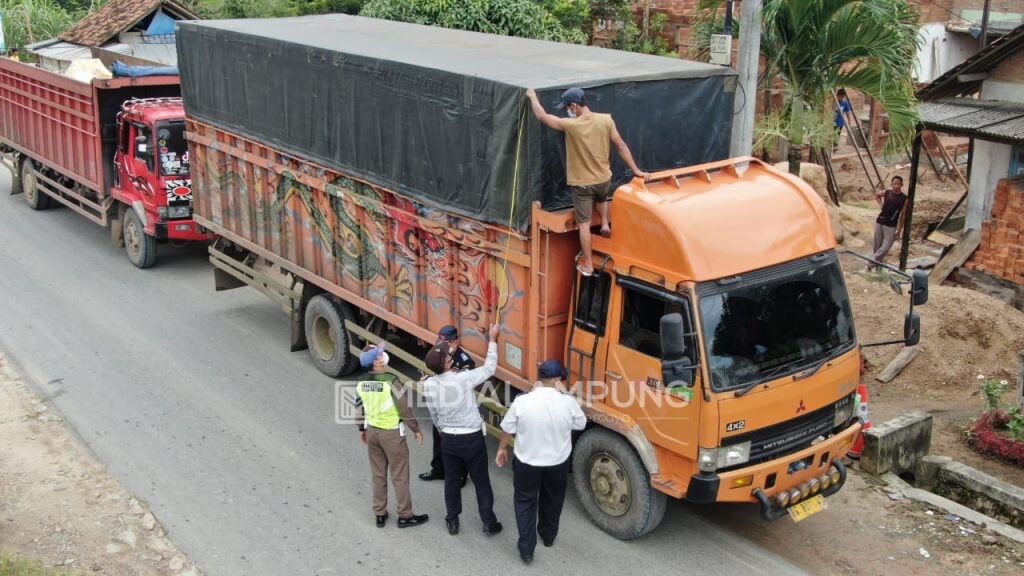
left=419, top=325, right=476, bottom=482
left=869, top=175, right=908, bottom=270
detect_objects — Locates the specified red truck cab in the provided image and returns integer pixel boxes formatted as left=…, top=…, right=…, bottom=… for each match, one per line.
left=111, top=98, right=205, bottom=265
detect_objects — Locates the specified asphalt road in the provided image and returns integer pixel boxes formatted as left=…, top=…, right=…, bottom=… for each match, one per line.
left=0, top=170, right=804, bottom=576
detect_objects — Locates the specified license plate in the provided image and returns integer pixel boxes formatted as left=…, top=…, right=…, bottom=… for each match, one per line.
left=788, top=494, right=826, bottom=522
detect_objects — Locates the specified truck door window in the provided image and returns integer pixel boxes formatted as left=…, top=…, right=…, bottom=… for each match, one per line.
left=573, top=272, right=611, bottom=336
left=134, top=124, right=154, bottom=173
left=619, top=285, right=696, bottom=363
left=156, top=121, right=190, bottom=176
left=119, top=121, right=129, bottom=153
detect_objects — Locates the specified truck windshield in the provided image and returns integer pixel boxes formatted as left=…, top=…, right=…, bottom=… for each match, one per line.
left=698, top=254, right=855, bottom=392
left=156, top=122, right=189, bottom=176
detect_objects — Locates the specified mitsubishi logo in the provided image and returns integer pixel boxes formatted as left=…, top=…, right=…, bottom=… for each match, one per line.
left=796, top=399, right=807, bottom=413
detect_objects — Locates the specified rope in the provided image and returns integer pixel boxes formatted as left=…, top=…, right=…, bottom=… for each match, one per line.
left=496, top=101, right=528, bottom=324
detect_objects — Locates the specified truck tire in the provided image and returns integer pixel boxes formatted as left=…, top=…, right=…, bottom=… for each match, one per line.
left=572, top=427, right=667, bottom=540
left=304, top=294, right=359, bottom=377
left=123, top=208, right=157, bottom=269
left=21, top=159, right=51, bottom=210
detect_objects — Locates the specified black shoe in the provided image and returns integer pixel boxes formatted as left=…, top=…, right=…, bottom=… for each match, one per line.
left=520, top=553, right=533, bottom=565
left=482, top=521, right=502, bottom=536
left=446, top=518, right=459, bottom=535
left=397, top=514, right=429, bottom=528
left=375, top=514, right=388, bottom=528
left=419, top=471, right=444, bottom=481
left=542, top=537, right=554, bottom=547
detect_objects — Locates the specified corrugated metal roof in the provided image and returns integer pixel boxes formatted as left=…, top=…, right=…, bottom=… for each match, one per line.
left=27, top=40, right=133, bottom=68
left=917, top=22, right=1024, bottom=100
left=119, top=31, right=178, bottom=65
left=920, top=98, right=1024, bottom=144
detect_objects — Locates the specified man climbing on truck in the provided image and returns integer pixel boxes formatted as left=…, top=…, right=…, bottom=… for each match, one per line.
left=525, top=87, right=649, bottom=276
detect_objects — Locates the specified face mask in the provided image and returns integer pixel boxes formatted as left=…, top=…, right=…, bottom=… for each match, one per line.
left=566, top=106, right=577, bottom=118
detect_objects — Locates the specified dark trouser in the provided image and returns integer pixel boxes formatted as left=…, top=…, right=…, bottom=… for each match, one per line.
left=430, top=426, right=444, bottom=476
left=440, top=431, right=496, bottom=525
left=513, top=457, right=570, bottom=557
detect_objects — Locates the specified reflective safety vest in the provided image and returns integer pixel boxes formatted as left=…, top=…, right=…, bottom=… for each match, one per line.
left=357, top=379, right=400, bottom=430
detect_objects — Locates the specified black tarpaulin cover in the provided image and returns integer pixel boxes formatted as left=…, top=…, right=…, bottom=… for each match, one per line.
left=177, top=15, right=736, bottom=230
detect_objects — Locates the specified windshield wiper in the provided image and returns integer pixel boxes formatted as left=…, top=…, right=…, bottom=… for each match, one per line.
left=734, top=356, right=828, bottom=397
left=793, top=357, right=830, bottom=381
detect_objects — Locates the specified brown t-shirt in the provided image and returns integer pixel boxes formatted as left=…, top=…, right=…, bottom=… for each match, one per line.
left=563, top=113, right=614, bottom=186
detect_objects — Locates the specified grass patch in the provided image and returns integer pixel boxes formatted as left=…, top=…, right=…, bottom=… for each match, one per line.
left=0, top=554, right=87, bottom=576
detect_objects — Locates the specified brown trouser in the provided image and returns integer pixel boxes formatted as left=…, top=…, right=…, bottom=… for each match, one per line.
left=366, top=426, right=413, bottom=517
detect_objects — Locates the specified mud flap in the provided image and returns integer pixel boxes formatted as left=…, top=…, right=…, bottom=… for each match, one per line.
left=110, top=202, right=126, bottom=248
left=290, top=283, right=313, bottom=353
left=2, top=153, right=22, bottom=195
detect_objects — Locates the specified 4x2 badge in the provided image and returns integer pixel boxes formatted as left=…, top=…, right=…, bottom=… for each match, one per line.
left=726, top=420, right=746, bottom=432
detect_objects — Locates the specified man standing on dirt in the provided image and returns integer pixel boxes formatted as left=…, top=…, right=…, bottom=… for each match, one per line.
left=354, top=343, right=429, bottom=529
left=526, top=87, right=649, bottom=277
left=495, top=359, right=586, bottom=565
left=422, top=324, right=503, bottom=537
left=420, top=325, right=474, bottom=484
left=869, top=175, right=908, bottom=270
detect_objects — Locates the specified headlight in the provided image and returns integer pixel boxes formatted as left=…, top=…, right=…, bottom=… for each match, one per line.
left=698, top=442, right=752, bottom=472
left=157, top=206, right=168, bottom=219
left=834, top=394, right=854, bottom=427
left=168, top=205, right=190, bottom=219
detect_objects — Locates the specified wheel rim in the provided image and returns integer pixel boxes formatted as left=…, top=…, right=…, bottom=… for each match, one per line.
left=311, top=315, right=336, bottom=362
left=124, top=216, right=142, bottom=261
left=588, top=452, right=632, bottom=517
left=22, top=164, right=37, bottom=204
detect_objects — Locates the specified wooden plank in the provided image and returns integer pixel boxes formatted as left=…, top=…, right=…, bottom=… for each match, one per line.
left=930, top=228, right=981, bottom=284
left=876, top=346, right=921, bottom=383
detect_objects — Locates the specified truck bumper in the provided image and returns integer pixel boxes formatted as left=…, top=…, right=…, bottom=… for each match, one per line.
left=685, top=422, right=861, bottom=512
left=155, top=219, right=213, bottom=242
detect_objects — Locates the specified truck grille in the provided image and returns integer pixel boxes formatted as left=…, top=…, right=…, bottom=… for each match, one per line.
left=724, top=402, right=838, bottom=468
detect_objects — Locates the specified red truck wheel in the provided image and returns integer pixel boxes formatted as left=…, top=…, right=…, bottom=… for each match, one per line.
left=572, top=428, right=667, bottom=540
left=303, top=294, right=359, bottom=377
left=21, top=159, right=52, bottom=210
left=123, top=209, right=157, bottom=269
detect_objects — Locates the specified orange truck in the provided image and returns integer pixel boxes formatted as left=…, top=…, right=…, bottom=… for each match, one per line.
left=178, top=16, right=927, bottom=538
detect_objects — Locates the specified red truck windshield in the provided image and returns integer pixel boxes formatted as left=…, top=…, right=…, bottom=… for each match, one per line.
left=156, top=121, right=190, bottom=176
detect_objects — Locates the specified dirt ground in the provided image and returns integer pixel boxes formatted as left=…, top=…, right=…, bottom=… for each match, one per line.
left=826, top=148, right=1024, bottom=489
left=0, top=354, right=199, bottom=576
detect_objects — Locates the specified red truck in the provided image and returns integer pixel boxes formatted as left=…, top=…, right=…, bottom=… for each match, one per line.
left=0, top=58, right=209, bottom=267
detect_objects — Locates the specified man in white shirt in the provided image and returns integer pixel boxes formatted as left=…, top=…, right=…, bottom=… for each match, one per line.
left=422, top=323, right=503, bottom=537
left=496, top=359, right=587, bottom=565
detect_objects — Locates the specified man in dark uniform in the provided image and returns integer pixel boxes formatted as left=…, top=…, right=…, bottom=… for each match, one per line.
left=419, top=325, right=475, bottom=483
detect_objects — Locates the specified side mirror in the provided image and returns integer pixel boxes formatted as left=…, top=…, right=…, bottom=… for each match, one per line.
left=660, top=313, right=693, bottom=387
left=904, top=312, right=921, bottom=346
left=912, top=269, right=929, bottom=306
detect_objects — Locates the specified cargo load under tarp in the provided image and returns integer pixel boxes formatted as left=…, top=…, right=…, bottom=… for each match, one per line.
left=176, top=15, right=736, bottom=230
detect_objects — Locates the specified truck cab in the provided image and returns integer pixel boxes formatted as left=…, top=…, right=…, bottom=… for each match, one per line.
left=558, top=158, right=871, bottom=537
left=112, top=98, right=206, bottom=267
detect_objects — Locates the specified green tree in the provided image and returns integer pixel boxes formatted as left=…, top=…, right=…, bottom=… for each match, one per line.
left=1, top=0, right=79, bottom=50
left=359, top=0, right=587, bottom=43
left=698, top=0, right=919, bottom=175
left=293, top=0, right=367, bottom=15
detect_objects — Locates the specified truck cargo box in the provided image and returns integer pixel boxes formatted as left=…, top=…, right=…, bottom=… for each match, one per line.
left=176, top=15, right=736, bottom=230
left=0, top=57, right=180, bottom=196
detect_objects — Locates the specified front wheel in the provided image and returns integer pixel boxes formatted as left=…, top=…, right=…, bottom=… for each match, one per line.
left=123, top=208, right=157, bottom=268
left=572, top=428, right=667, bottom=540
left=304, top=294, right=359, bottom=377
left=21, top=159, right=51, bottom=210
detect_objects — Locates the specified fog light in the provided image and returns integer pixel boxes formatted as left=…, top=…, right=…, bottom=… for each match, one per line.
left=829, top=466, right=841, bottom=485
left=730, top=475, right=754, bottom=489
left=808, top=477, right=821, bottom=494
left=799, top=482, right=811, bottom=499
left=788, top=488, right=802, bottom=504
left=776, top=491, right=791, bottom=508
left=820, top=474, right=832, bottom=490
left=157, top=206, right=168, bottom=219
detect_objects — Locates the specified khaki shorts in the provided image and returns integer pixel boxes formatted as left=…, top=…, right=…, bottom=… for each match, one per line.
left=571, top=181, right=612, bottom=224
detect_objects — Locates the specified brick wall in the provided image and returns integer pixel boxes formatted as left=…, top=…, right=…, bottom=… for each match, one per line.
left=917, top=0, right=1024, bottom=25
left=964, top=178, right=1024, bottom=284
left=992, top=49, right=1024, bottom=82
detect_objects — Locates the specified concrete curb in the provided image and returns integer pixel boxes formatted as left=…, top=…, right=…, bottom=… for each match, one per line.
left=882, top=473, right=1024, bottom=545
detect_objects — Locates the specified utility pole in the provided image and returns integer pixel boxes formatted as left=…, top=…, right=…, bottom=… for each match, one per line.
left=980, top=0, right=992, bottom=47
left=730, top=0, right=762, bottom=158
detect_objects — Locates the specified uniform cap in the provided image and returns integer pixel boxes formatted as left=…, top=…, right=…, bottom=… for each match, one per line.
left=538, top=359, right=567, bottom=379
left=425, top=341, right=452, bottom=374
left=438, top=325, right=459, bottom=342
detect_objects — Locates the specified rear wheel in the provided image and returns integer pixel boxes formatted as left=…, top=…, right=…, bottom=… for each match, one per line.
left=572, top=428, right=667, bottom=540
left=304, top=294, right=359, bottom=377
left=123, top=208, right=157, bottom=269
left=21, top=159, right=51, bottom=210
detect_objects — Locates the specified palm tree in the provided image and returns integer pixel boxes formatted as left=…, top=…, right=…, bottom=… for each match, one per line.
left=763, top=0, right=919, bottom=174
left=698, top=0, right=919, bottom=175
